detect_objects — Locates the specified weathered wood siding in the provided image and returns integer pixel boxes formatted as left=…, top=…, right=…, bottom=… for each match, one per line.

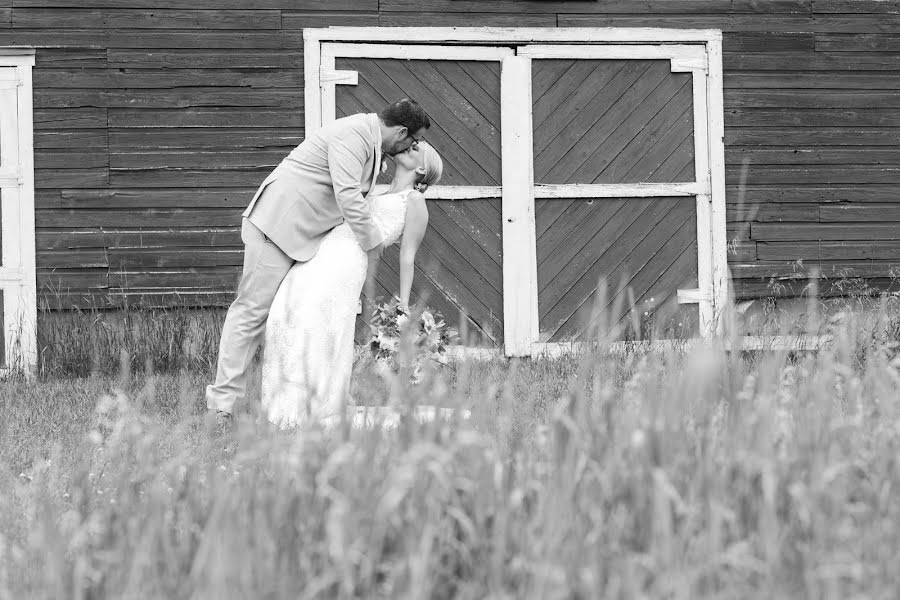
left=1, top=0, right=898, bottom=313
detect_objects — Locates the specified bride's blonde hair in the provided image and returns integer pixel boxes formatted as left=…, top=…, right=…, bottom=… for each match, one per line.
left=416, top=141, right=443, bottom=187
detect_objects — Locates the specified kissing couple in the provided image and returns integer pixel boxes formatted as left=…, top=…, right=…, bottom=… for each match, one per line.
left=205, top=98, right=444, bottom=430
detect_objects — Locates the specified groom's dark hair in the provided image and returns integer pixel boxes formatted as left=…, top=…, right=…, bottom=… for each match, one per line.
left=379, top=98, right=431, bottom=133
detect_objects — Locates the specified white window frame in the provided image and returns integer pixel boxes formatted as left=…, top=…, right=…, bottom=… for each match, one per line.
left=0, top=48, right=37, bottom=375
left=304, top=28, right=727, bottom=357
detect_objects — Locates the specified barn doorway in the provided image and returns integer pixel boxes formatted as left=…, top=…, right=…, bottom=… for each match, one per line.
left=0, top=49, right=37, bottom=374
left=306, top=29, right=726, bottom=357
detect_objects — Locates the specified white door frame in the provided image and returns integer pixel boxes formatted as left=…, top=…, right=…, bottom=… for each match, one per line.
left=0, top=48, right=37, bottom=375
left=304, top=28, right=727, bottom=357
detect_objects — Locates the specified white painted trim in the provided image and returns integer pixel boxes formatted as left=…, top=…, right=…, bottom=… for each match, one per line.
left=706, top=40, right=729, bottom=335
left=676, top=288, right=712, bottom=305
left=500, top=56, right=538, bottom=357
left=306, top=27, right=722, bottom=44
left=319, top=51, right=337, bottom=125
left=304, top=34, right=322, bottom=135
left=535, top=182, right=703, bottom=198
left=518, top=44, right=706, bottom=66
left=0, top=59, right=37, bottom=375
left=375, top=183, right=706, bottom=201
left=320, top=69, right=358, bottom=86
left=692, top=63, right=715, bottom=335
left=321, top=42, right=513, bottom=61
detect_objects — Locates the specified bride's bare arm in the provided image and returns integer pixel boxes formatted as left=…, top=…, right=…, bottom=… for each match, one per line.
left=398, top=190, right=428, bottom=307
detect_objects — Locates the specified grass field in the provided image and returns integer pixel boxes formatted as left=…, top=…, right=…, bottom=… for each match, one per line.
left=2, top=301, right=900, bottom=598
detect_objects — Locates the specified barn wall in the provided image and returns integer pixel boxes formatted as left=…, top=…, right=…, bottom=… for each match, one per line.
left=1, top=0, right=898, bottom=309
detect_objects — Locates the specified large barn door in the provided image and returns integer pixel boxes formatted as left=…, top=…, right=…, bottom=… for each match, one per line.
left=305, top=29, right=727, bottom=356
left=313, top=43, right=513, bottom=348
left=520, top=44, right=720, bottom=344
left=0, top=51, right=37, bottom=374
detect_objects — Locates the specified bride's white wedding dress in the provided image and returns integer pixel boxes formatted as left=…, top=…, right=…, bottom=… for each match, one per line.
left=261, top=190, right=411, bottom=428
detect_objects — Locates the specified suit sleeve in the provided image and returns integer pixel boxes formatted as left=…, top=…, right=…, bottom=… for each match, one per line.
left=326, top=125, right=384, bottom=251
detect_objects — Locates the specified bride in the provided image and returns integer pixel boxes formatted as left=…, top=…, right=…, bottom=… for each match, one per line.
left=260, top=141, right=443, bottom=428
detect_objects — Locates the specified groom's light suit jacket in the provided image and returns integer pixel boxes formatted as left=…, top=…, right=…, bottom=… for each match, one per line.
left=243, top=113, right=384, bottom=262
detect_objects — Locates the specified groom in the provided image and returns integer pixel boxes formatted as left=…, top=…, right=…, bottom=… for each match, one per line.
left=206, top=98, right=431, bottom=428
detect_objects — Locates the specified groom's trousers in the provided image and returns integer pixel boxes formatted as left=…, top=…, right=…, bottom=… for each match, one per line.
left=206, top=217, right=294, bottom=414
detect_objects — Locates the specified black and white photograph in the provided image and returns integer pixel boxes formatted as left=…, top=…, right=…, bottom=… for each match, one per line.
left=1, top=1, right=898, bottom=597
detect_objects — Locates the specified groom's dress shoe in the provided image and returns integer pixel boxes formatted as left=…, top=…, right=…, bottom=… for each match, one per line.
left=214, top=410, right=234, bottom=435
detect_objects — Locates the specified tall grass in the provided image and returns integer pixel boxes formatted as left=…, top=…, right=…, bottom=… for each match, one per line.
left=3, top=295, right=900, bottom=598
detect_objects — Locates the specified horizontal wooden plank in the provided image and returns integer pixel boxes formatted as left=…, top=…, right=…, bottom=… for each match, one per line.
left=35, top=88, right=304, bottom=109
left=107, top=248, right=244, bottom=268
left=813, top=0, right=900, bottom=14
left=35, top=150, right=107, bottom=169
left=108, top=128, right=301, bottom=149
left=757, top=240, right=900, bottom=260
left=727, top=165, right=900, bottom=185
left=726, top=148, right=900, bottom=166
left=15, top=0, right=369, bottom=8
left=33, top=69, right=301, bottom=88
left=34, top=108, right=106, bottom=129
left=108, top=268, right=241, bottom=289
left=34, top=129, right=108, bottom=150
left=730, top=260, right=900, bottom=279
left=13, top=9, right=282, bottom=29
left=35, top=48, right=106, bottom=67
left=37, top=269, right=109, bottom=291
left=109, top=168, right=271, bottom=188
left=36, top=228, right=241, bottom=250
left=816, top=34, right=900, bottom=52
left=820, top=204, right=900, bottom=222
left=36, top=208, right=243, bottom=228
left=725, top=73, right=900, bottom=90
left=38, top=249, right=108, bottom=268
left=724, top=32, right=816, bottom=51
left=1, top=8, right=9, bottom=27
left=726, top=240, right=757, bottom=261
left=108, top=108, right=302, bottom=128
left=381, top=0, right=811, bottom=14
left=731, top=278, right=900, bottom=299
left=725, top=128, right=900, bottom=146
left=109, top=150, right=284, bottom=169
left=727, top=203, right=819, bottom=222
left=726, top=184, right=900, bottom=203
left=0, top=28, right=108, bottom=47
left=282, top=11, right=379, bottom=30
left=37, top=188, right=254, bottom=209
left=562, top=13, right=899, bottom=32
left=726, top=90, right=900, bottom=109
left=752, top=222, right=900, bottom=241
left=38, top=289, right=234, bottom=310
left=724, top=51, right=900, bottom=70
left=374, top=12, right=557, bottom=27
left=107, top=49, right=303, bottom=69
left=34, top=168, right=109, bottom=188
left=726, top=109, right=900, bottom=127
left=106, top=29, right=303, bottom=49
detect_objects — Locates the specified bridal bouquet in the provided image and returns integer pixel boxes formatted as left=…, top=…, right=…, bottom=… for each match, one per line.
left=368, top=296, right=458, bottom=383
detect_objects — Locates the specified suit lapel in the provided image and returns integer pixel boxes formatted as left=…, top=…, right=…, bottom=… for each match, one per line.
left=369, top=113, right=382, bottom=194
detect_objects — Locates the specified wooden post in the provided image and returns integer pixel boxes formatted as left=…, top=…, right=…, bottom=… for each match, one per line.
left=706, top=38, right=728, bottom=334
left=500, top=55, right=538, bottom=357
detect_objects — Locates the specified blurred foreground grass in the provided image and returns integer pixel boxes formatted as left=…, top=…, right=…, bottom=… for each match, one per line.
left=2, top=302, right=900, bottom=598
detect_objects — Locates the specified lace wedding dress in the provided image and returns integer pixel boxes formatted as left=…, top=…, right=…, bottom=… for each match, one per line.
left=261, top=190, right=411, bottom=428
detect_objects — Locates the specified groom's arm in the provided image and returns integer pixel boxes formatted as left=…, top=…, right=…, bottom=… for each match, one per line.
left=326, top=127, right=384, bottom=251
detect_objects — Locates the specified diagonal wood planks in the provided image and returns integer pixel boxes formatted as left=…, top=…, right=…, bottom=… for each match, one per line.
left=538, top=197, right=699, bottom=342
left=534, top=58, right=696, bottom=185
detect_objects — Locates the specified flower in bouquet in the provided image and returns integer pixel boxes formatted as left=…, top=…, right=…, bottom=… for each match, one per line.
left=368, top=296, right=458, bottom=383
